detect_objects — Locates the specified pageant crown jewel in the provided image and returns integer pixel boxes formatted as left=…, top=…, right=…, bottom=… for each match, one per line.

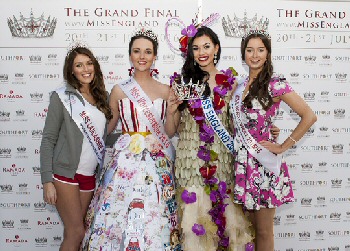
left=242, top=29, right=271, bottom=40
left=7, top=10, right=57, bottom=38
left=222, top=10, right=269, bottom=38
left=170, top=73, right=206, bottom=100
left=133, top=27, right=158, bottom=44
left=66, top=40, right=90, bottom=56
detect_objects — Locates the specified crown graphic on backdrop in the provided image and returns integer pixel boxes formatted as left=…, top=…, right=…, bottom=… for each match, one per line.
left=222, top=11, right=269, bottom=38
left=7, top=10, right=57, bottom=38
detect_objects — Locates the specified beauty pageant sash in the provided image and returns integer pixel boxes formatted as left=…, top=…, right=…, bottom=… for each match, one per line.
left=55, top=87, right=105, bottom=167
left=201, top=98, right=235, bottom=154
left=230, top=80, right=281, bottom=174
left=118, top=78, right=175, bottom=161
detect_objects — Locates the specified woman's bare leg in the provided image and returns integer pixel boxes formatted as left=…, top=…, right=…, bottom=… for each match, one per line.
left=249, top=208, right=275, bottom=251
left=54, top=180, right=93, bottom=251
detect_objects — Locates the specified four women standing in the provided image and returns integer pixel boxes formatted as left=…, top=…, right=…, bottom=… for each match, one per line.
left=40, top=22, right=316, bottom=251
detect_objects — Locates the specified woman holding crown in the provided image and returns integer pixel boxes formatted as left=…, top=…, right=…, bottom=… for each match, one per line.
left=229, top=31, right=317, bottom=250
left=81, top=28, right=181, bottom=251
left=165, top=19, right=256, bottom=249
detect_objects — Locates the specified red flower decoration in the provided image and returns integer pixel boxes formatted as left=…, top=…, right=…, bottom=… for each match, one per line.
left=213, top=93, right=225, bottom=110
left=199, top=165, right=217, bottom=179
left=215, top=74, right=232, bottom=89
left=179, top=35, right=189, bottom=54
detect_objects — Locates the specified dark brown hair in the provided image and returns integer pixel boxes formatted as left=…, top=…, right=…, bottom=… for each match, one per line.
left=63, top=47, right=112, bottom=120
left=241, top=33, right=273, bottom=110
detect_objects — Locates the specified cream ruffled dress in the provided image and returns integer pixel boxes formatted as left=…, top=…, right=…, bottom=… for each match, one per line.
left=175, top=93, right=254, bottom=251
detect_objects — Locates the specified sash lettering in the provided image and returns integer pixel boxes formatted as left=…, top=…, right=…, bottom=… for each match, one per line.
left=56, top=87, right=105, bottom=167
left=201, top=98, right=235, bottom=154
left=230, top=79, right=281, bottom=174
left=118, top=78, right=175, bottom=161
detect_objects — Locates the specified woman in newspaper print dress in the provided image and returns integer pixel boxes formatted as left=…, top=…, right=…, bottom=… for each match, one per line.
left=81, top=28, right=180, bottom=251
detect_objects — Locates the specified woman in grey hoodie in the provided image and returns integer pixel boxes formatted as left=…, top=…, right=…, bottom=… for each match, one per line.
left=40, top=45, right=112, bottom=251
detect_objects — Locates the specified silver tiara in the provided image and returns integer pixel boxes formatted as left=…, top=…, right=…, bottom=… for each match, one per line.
left=171, top=74, right=206, bottom=100
left=242, top=29, right=271, bottom=40
left=66, top=40, right=90, bottom=56
left=133, top=27, right=158, bottom=44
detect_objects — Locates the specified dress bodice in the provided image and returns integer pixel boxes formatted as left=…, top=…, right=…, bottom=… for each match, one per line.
left=239, top=77, right=293, bottom=142
left=118, top=98, right=167, bottom=132
left=175, top=93, right=234, bottom=187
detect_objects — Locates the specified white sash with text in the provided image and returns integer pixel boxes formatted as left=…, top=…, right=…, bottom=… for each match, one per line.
left=201, top=98, right=234, bottom=154
left=230, top=81, right=281, bottom=174
left=56, top=87, right=105, bottom=167
left=118, top=78, right=175, bottom=161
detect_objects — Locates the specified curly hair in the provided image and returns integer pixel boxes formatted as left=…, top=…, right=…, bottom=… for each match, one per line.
left=63, top=47, right=112, bottom=120
left=179, top=26, right=221, bottom=111
left=241, top=33, right=273, bottom=111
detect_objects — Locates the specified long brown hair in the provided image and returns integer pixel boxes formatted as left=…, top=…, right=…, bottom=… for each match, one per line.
left=241, top=33, right=273, bottom=110
left=63, top=47, right=112, bottom=120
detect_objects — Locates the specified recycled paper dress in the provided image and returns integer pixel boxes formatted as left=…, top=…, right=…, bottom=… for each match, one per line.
left=82, top=98, right=180, bottom=251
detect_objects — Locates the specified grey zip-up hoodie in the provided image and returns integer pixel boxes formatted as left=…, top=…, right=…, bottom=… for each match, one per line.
left=40, top=85, right=108, bottom=184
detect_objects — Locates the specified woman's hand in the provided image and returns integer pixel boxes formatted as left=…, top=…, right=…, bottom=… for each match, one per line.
left=270, top=124, right=280, bottom=139
left=43, top=182, right=57, bottom=205
left=167, top=88, right=183, bottom=115
left=259, top=140, right=284, bottom=155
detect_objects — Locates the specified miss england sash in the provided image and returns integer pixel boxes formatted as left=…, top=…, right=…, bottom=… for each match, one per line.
left=230, top=79, right=281, bottom=174
left=118, top=77, right=175, bottom=161
left=201, top=98, right=235, bottom=154
left=55, top=87, right=105, bottom=167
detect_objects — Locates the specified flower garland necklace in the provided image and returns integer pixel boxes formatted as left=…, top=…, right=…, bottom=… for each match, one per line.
left=175, top=67, right=237, bottom=250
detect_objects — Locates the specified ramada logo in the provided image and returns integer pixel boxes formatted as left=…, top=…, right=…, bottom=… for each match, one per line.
left=6, top=235, right=28, bottom=243
left=3, top=163, right=25, bottom=175
left=37, top=216, right=60, bottom=226
left=0, top=90, right=23, bottom=99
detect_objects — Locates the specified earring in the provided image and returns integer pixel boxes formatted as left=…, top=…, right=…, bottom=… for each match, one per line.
left=128, top=66, right=135, bottom=76
left=150, top=62, right=159, bottom=77
left=214, top=54, right=218, bottom=65
left=194, top=60, right=197, bottom=66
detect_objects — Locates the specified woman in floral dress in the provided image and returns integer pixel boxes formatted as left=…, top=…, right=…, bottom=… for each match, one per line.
left=81, top=28, right=180, bottom=251
left=231, top=32, right=317, bottom=250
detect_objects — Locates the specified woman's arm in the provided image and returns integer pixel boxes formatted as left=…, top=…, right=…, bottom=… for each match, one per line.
left=165, top=88, right=183, bottom=138
left=260, top=91, right=317, bottom=154
left=40, top=92, right=64, bottom=204
left=40, top=92, right=64, bottom=184
left=107, top=85, right=121, bottom=134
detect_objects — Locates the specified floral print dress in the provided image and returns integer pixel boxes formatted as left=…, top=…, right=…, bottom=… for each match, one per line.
left=81, top=98, right=180, bottom=251
left=232, top=77, right=295, bottom=210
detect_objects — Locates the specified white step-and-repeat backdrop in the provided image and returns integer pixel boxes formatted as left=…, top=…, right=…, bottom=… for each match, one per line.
left=0, top=0, right=349, bottom=250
